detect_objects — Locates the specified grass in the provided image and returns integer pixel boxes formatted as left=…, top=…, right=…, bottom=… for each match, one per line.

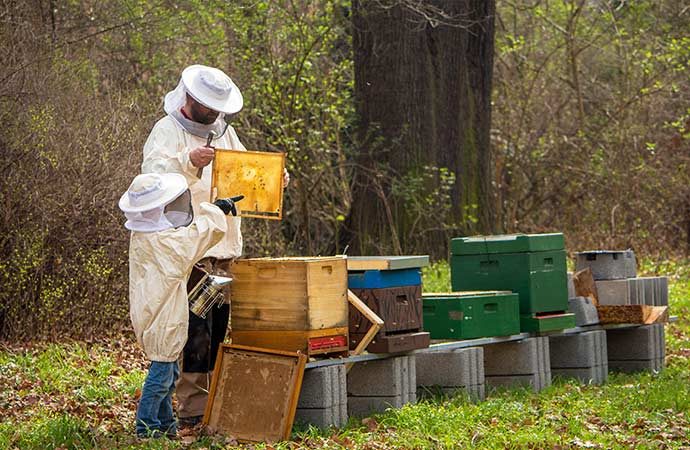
left=1, top=259, right=689, bottom=449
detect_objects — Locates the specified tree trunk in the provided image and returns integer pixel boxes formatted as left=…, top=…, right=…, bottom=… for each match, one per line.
left=345, top=0, right=496, bottom=257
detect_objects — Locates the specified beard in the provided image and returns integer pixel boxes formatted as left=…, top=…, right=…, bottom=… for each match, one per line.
left=189, top=101, right=220, bottom=124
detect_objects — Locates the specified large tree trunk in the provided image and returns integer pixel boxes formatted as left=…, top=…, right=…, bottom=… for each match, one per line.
left=345, top=0, right=495, bottom=257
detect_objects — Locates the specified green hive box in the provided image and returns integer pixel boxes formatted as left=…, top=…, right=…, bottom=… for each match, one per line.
left=422, top=291, right=520, bottom=340
left=450, top=233, right=573, bottom=331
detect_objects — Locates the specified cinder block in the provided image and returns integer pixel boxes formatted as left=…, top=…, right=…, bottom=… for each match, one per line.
left=296, top=364, right=347, bottom=429
left=298, top=365, right=346, bottom=409
left=484, top=338, right=542, bottom=375
left=629, top=278, right=644, bottom=305
left=607, top=324, right=665, bottom=361
left=402, top=355, right=415, bottom=405
left=483, top=337, right=551, bottom=392
left=347, top=356, right=416, bottom=417
left=655, top=277, right=669, bottom=306
left=347, top=396, right=404, bottom=417
left=416, top=383, right=485, bottom=402
left=549, top=330, right=606, bottom=368
left=608, top=358, right=664, bottom=374
left=568, top=297, right=600, bottom=326
left=294, top=404, right=347, bottom=429
left=485, top=372, right=551, bottom=391
left=567, top=272, right=576, bottom=298
left=347, top=356, right=414, bottom=397
left=596, top=279, right=631, bottom=305
left=575, top=250, right=637, bottom=280
left=637, top=277, right=655, bottom=306
left=415, top=347, right=482, bottom=388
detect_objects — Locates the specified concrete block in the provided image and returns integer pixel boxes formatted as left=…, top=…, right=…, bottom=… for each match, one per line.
left=483, top=337, right=551, bottom=392
left=347, top=396, right=404, bottom=417
left=347, top=356, right=415, bottom=397
left=656, top=277, right=669, bottom=306
left=575, top=250, right=637, bottom=280
left=485, top=371, right=551, bottom=391
left=347, top=355, right=416, bottom=417
left=629, top=278, right=644, bottom=305
left=294, top=404, right=347, bottom=429
left=638, top=277, right=655, bottom=306
left=596, top=279, right=631, bottom=305
left=296, top=364, right=348, bottom=429
left=609, top=358, right=664, bottom=374
left=549, top=330, right=606, bottom=368
left=298, top=365, right=345, bottom=409
left=484, top=337, right=545, bottom=375
left=568, top=297, right=600, bottom=326
left=567, top=272, right=576, bottom=298
left=607, top=324, right=665, bottom=361
left=415, top=347, right=483, bottom=388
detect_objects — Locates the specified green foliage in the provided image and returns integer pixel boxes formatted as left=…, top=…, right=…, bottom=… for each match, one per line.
left=421, top=260, right=451, bottom=293
left=493, top=0, right=690, bottom=255
left=3, top=415, right=94, bottom=450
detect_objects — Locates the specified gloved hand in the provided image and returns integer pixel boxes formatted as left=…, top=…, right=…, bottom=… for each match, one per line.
left=213, top=195, right=244, bottom=216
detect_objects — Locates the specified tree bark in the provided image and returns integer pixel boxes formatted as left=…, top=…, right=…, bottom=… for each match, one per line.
left=345, top=0, right=496, bottom=257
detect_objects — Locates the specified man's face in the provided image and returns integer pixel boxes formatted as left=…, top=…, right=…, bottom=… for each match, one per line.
left=189, top=97, right=220, bottom=124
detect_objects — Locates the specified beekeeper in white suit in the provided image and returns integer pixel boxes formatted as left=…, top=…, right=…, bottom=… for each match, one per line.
left=141, top=64, right=289, bottom=427
left=119, top=172, right=242, bottom=438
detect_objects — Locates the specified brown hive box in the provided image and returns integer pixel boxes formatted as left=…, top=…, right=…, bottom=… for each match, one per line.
left=230, top=256, right=349, bottom=355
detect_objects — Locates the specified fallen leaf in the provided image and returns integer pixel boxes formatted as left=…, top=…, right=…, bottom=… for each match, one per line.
left=362, top=417, right=378, bottom=432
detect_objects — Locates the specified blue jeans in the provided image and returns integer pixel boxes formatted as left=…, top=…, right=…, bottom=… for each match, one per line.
left=136, top=361, right=179, bottom=437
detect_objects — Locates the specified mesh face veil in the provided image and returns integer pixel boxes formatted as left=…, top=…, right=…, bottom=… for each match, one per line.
left=163, top=189, right=194, bottom=228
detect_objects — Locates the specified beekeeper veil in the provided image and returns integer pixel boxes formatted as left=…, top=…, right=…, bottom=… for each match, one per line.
left=164, top=64, right=243, bottom=139
left=119, top=173, right=194, bottom=232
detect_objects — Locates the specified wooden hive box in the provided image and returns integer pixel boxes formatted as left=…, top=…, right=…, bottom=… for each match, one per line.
left=230, top=256, right=349, bottom=355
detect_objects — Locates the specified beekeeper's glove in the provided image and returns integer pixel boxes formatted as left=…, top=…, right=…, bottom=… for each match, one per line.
left=213, top=195, right=244, bottom=216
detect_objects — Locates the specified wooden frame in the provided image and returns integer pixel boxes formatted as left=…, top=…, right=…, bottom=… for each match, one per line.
left=203, top=344, right=306, bottom=443
left=211, top=149, right=285, bottom=220
left=230, top=327, right=349, bottom=356
left=346, top=289, right=384, bottom=372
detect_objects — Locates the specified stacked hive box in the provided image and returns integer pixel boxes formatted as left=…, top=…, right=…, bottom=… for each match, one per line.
left=230, top=257, right=349, bottom=356
left=347, top=256, right=430, bottom=353
left=451, top=233, right=575, bottom=332
left=421, top=291, right=521, bottom=339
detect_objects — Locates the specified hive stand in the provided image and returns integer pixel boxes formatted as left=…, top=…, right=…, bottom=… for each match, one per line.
left=549, top=330, right=608, bottom=384
left=295, top=364, right=348, bottom=429
left=346, top=355, right=416, bottom=417
left=483, top=336, right=551, bottom=391
left=415, top=347, right=485, bottom=401
left=606, top=324, right=665, bottom=373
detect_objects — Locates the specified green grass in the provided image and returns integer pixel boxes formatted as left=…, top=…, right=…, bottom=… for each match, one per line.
left=1, top=259, right=689, bottom=449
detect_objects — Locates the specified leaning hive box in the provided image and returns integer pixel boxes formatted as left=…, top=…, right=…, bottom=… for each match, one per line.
left=230, top=257, right=349, bottom=355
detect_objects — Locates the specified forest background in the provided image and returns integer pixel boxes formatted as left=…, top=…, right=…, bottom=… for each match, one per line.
left=1, top=0, right=688, bottom=340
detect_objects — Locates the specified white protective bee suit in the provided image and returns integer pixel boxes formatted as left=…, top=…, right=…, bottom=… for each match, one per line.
left=139, top=64, right=246, bottom=421
left=129, top=203, right=227, bottom=362
left=121, top=174, right=228, bottom=362
left=141, top=65, right=246, bottom=261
